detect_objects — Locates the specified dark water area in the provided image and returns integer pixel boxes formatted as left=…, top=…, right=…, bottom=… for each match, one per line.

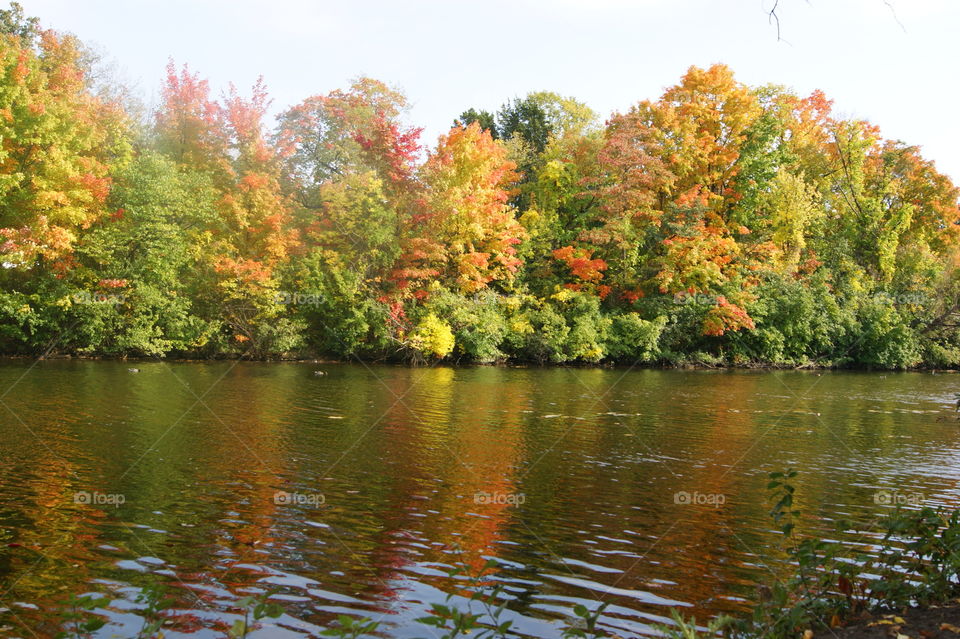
left=0, top=361, right=958, bottom=637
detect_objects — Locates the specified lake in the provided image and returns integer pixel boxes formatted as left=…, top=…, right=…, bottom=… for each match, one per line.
left=0, top=361, right=958, bottom=637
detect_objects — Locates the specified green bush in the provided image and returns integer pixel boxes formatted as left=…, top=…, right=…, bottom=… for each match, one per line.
left=605, top=312, right=666, bottom=362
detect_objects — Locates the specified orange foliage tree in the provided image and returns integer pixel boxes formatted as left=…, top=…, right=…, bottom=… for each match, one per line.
left=395, top=122, right=526, bottom=296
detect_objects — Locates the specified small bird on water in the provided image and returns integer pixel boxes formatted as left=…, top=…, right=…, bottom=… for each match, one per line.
left=128, top=368, right=140, bottom=373
left=313, top=370, right=326, bottom=376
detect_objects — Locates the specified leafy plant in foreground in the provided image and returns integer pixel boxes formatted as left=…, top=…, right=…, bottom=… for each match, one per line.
left=652, top=609, right=735, bottom=639
left=228, top=590, right=284, bottom=638
left=560, top=602, right=610, bottom=639
left=726, top=470, right=960, bottom=638
left=134, top=583, right=177, bottom=638
left=54, top=594, right=110, bottom=639
left=416, top=559, right=514, bottom=639
left=321, top=614, right=382, bottom=639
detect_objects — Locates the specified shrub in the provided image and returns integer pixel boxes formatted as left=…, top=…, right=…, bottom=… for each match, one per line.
left=409, top=314, right=456, bottom=359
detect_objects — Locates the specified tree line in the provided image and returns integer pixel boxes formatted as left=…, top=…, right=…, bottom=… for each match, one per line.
left=1, top=3, right=958, bottom=368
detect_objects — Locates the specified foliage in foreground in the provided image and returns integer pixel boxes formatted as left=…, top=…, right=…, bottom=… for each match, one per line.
left=0, top=3, right=959, bottom=368
left=721, top=471, right=960, bottom=638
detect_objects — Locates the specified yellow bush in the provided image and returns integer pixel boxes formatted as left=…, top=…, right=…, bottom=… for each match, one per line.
left=410, top=314, right=455, bottom=359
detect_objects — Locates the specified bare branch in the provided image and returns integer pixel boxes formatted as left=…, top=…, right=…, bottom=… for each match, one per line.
left=766, top=0, right=797, bottom=45
left=883, top=0, right=907, bottom=33
left=768, top=0, right=782, bottom=41
left=766, top=0, right=905, bottom=41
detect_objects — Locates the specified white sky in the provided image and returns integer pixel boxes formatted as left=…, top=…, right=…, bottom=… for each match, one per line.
left=19, top=0, right=960, bottom=182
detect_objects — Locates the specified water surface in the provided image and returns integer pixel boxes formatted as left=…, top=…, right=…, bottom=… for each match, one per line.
left=0, top=361, right=958, bottom=637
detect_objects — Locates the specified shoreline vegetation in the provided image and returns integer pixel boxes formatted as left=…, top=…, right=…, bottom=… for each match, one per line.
left=3, top=352, right=960, bottom=373
left=0, top=4, right=959, bottom=371
left=660, top=471, right=960, bottom=639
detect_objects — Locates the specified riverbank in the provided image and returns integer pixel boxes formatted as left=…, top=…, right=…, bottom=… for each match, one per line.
left=814, top=604, right=960, bottom=639
left=2, top=351, right=959, bottom=373
left=689, top=471, right=960, bottom=639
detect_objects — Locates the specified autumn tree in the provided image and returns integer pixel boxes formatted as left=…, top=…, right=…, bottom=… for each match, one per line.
left=0, top=5, right=957, bottom=368
left=588, top=65, right=771, bottom=336
left=277, top=77, right=419, bottom=274
left=213, top=80, right=302, bottom=354
left=154, top=61, right=227, bottom=179
left=0, top=24, right=130, bottom=270
left=70, top=152, right=220, bottom=355
left=396, top=122, right=526, bottom=296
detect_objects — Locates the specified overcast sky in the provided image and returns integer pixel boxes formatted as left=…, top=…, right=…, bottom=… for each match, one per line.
left=18, top=0, right=960, bottom=181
